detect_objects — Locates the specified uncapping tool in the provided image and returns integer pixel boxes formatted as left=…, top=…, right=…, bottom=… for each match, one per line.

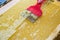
left=20, top=0, right=45, bottom=23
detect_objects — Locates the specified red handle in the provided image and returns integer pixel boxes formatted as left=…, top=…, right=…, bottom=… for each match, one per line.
left=27, top=0, right=46, bottom=17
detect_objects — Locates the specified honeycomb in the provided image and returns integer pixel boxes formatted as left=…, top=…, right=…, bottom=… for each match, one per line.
left=0, top=0, right=60, bottom=40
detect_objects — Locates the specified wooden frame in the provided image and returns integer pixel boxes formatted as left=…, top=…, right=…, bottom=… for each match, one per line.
left=46, top=24, right=60, bottom=40
left=0, top=0, right=19, bottom=15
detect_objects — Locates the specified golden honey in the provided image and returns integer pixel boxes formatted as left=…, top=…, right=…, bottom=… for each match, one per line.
left=0, top=0, right=60, bottom=40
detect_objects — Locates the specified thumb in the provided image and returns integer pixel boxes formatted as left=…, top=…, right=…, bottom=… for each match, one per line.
left=37, top=0, right=43, bottom=3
